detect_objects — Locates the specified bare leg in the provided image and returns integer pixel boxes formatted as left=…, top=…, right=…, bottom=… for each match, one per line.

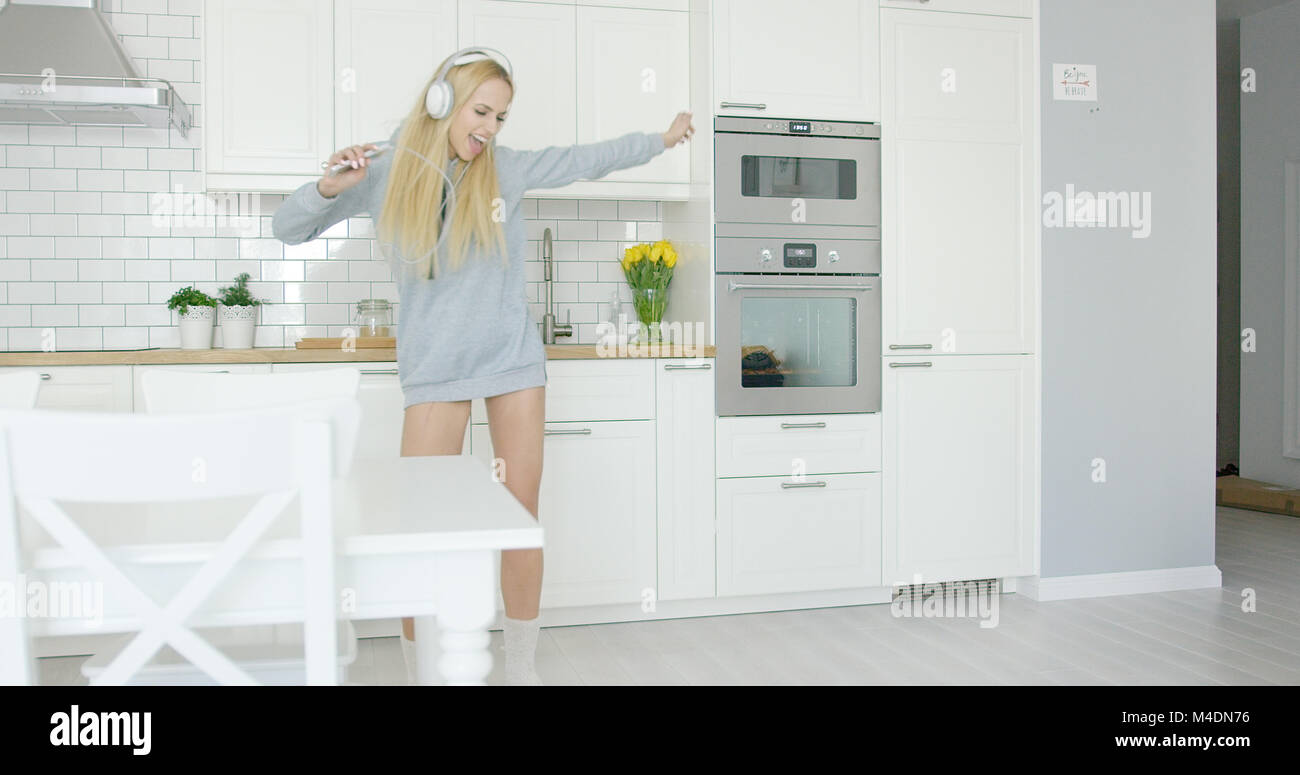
left=399, top=399, right=471, bottom=640
left=483, top=386, right=545, bottom=619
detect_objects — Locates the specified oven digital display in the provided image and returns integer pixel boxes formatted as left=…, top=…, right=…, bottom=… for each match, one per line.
left=788, top=120, right=812, bottom=134
left=784, top=243, right=816, bottom=268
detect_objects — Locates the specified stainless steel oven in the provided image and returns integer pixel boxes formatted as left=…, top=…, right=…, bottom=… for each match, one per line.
left=714, top=116, right=881, bottom=417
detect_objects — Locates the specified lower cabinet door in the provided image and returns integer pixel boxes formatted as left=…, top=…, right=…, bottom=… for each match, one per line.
left=471, top=419, right=657, bottom=609
left=882, top=354, right=1036, bottom=584
left=716, top=472, right=882, bottom=596
left=0, top=365, right=134, bottom=412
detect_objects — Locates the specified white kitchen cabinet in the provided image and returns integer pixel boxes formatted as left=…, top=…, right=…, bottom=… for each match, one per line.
left=459, top=0, right=576, bottom=155
left=470, top=359, right=655, bottom=424
left=471, top=420, right=657, bottom=609
left=713, top=0, right=880, bottom=122
left=716, top=413, right=881, bottom=478
left=879, top=0, right=1032, bottom=17
left=204, top=0, right=335, bottom=192
left=655, top=359, right=715, bottom=601
left=717, top=472, right=881, bottom=596
left=880, top=9, right=1036, bottom=355
left=131, top=364, right=272, bottom=411
left=269, top=362, right=475, bottom=458
left=882, top=355, right=1035, bottom=585
left=334, top=0, right=459, bottom=148
left=577, top=4, right=689, bottom=185
left=0, top=366, right=133, bottom=412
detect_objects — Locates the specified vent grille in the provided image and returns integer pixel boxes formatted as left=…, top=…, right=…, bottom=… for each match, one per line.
left=892, top=578, right=1001, bottom=600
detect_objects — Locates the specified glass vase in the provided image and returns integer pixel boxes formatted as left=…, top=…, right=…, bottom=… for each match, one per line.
left=631, top=287, right=667, bottom=343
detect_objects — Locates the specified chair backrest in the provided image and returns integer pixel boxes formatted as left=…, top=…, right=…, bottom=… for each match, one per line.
left=139, top=368, right=362, bottom=478
left=0, top=398, right=360, bottom=503
left=0, top=372, right=41, bottom=410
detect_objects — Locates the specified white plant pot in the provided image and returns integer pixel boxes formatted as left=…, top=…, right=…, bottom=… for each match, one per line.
left=177, top=306, right=215, bottom=350
left=219, top=304, right=259, bottom=349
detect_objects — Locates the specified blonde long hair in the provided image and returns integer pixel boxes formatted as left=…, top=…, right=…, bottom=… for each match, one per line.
left=378, top=56, right=512, bottom=280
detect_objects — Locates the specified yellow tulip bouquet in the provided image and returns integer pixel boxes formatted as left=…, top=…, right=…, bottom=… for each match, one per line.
left=620, top=240, right=677, bottom=342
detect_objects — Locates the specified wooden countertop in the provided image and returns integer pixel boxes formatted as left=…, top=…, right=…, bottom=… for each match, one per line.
left=0, top=343, right=715, bottom=367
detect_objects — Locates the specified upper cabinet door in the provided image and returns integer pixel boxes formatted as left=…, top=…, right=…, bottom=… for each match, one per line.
left=204, top=0, right=334, bottom=176
left=879, top=0, right=1031, bottom=17
left=713, top=0, right=879, bottom=122
left=577, top=5, right=689, bottom=183
left=458, top=0, right=577, bottom=153
left=334, top=0, right=459, bottom=148
left=881, top=10, right=1036, bottom=354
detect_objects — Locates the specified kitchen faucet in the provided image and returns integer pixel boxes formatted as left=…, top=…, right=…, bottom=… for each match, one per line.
left=541, top=227, right=572, bottom=344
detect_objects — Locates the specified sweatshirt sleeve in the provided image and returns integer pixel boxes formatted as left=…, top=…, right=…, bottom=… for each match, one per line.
left=503, top=131, right=666, bottom=192
left=272, top=172, right=375, bottom=245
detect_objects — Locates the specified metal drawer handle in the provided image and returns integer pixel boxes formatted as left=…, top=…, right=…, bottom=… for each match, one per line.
left=360, top=368, right=399, bottom=375
left=889, top=344, right=932, bottom=350
left=39, top=373, right=51, bottom=380
left=664, top=363, right=712, bottom=371
left=889, top=362, right=933, bottom=368
left=780, top=421, right=827, bottom=429
left=728, top=281, right=873, bottom=292
left=720, top=101, right=767, bottom=110
left=544, top=428, right=593, bottom=436
left=212, top=370, right=230, bottom=373
left=781, top=480, right=827, bottom=489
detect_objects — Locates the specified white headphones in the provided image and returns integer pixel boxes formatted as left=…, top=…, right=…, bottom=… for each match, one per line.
left=425, top=46, right=514, bottom=120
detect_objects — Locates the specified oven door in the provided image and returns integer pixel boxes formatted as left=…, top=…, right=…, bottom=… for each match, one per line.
left=715, top=132, right=880, bottom=227
left=715, top=274, right=881, bottom=416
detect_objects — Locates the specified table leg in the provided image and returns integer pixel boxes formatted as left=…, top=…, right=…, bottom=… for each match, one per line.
left=411, top=616, right=444, bottom=686
left=432, top=550, right=495, bottom=686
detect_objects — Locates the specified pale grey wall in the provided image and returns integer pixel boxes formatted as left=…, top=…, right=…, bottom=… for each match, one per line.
left=1040, top=0, right=1218, bottom=577
left=1218, top=21, right=1241, bottom=470
left=1240, top=0, right=1300, bottom=487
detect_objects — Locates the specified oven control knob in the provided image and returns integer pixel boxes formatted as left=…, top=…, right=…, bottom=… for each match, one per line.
left=828, top=250, right=840, bottom=263
left=759, top=248, right=773, bottom=263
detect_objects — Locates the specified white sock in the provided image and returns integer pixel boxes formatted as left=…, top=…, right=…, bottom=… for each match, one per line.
left=503, top=615, right=543, bottom=686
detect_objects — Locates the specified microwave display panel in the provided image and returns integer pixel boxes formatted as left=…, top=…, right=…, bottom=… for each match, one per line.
left=740, top=155, right=857, bottom=200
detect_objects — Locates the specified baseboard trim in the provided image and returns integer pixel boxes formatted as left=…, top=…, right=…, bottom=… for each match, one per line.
left=1017, top=565, right=1222, bottom=601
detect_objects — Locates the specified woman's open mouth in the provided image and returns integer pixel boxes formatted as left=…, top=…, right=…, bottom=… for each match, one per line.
left=468, top=133, right=487, bottom=154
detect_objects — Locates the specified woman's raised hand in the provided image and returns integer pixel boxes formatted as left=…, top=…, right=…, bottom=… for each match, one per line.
left=662, top=111, right=695, bottom=148
left=317, top=143, right=380, bottom=199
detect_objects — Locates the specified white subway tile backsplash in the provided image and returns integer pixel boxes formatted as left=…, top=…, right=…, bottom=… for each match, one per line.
left=125, top=303, right=169, bottom=326
left=0, top=261, right=30, bottom=282
left=106, top=282, right=153, bottom=303
left=260, top=260, right=304, bottom=282
left=55, top=237, right=102, bottom=259
left=11, top=237, right=55, bottom=259
left=7, top=146, right=53, bottom=168
left=28, top=127, right=76, bottom=146
left=103, top=237, right=150, bottom=260
left=102, top=148, right=149, bottom=169
left=537, top=200, right=577, bottom=219
left=147, top=13, right=193, bottom=37
left=170, top=260, right=214, bottom=281
left=8, top=192, right=54, bottom=213
left=597, top=221, right=637, bottom=242
left=53, top=327, right=102, bottom=350
left=148, top=238, right=194, bottom=259
left=75, top=127, right=125, bottom=147
left=0, top=126, right=28, bottom=143
left=103, top=327, right=150, bottom=350
left=77, top=170, right=126, bottom=191
left=0, top=214, right=33, bottom=236
left=147, top=148, right=193, bottom=170
left=29, top=169, right=77, bottom=191
left=54, top=192, right=102, bottom=214
left=78, top=215, right=126, bottom=236
left=123, top=170, right=171, bottom=193
left=8, top=283, right=55, bottom=305
left=0, top=169, right=30, bottom=190
left=55, top=282, right=102, bottom=304
left=78, top=260, right=125, bottom=281
left=32, top=305, right=78, bottom=327
left=54, top=147, right=101, bottom=169
left=79, top=305, right=126, bottom=327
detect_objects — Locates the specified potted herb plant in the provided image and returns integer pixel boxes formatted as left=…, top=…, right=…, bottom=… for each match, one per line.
left=216, top=272, right=263, bottom=349
left=166, top=286, right=218, bottom=350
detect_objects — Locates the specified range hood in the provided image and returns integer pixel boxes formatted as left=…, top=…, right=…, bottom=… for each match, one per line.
left=0, top=0, right=191, bottom=137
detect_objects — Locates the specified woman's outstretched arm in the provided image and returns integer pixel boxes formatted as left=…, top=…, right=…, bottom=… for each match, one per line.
left=504, top=111, right=694, bottom=192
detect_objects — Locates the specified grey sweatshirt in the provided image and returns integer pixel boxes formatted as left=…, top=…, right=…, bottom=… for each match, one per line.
left=272, top=131, right=666, bottom=408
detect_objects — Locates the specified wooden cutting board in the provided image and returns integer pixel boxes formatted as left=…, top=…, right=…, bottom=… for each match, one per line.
left=295, top=336, right=396, bottom=349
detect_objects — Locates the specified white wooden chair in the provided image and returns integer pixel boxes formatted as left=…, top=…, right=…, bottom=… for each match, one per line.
left=0, top=371, right=41, bottom=410
left=0, top=396, right=360, bottom=685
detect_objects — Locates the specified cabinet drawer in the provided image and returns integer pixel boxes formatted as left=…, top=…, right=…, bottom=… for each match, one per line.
left=471, top=359, right=654, bottom=423
left=132, top=364, right=271, bottom=412
left=879, top=0, right=1031, bottom=17
left=716, top=413, right=881, bottom=477
left=717, top=473, right=881, bottom=596
left=0, top=365, right=133, bottom=412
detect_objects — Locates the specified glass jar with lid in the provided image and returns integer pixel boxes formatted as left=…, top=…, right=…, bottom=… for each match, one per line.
left=355, top=299, right=393, bottom=337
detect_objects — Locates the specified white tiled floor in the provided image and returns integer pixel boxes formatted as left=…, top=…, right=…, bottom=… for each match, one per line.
left=36, top=505, right=1300, bottom=685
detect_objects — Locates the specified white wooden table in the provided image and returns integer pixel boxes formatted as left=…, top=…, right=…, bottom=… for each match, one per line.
left=22, top=455, right=543, bottom=686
